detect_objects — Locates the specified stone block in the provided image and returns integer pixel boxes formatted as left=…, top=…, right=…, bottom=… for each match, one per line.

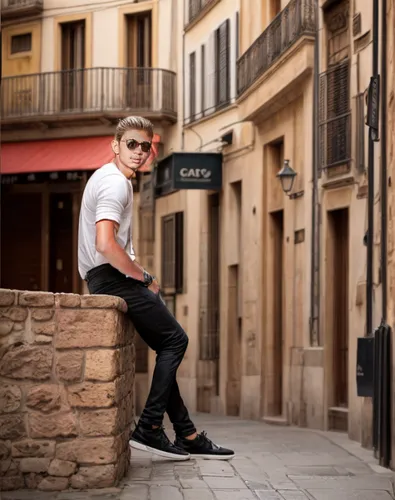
left=32, top=321, right=56, bottom=336
left=56, top=436, right=122, bottom=464
left=56, top=293, right=82, bottom=308
left=0, top=441, right=11, bottom=460
left=79, top=408, right=120, bottom=437
left=0, top=308, right=28, bottom=322
left=34, top=335, right=53, bottom=344
left=56, top=309, right=122, bottom=348
left=48, top=458, right=77, bottom=477
left=0, top=344, right=52, bottom=381
left=38, top=476, right=70, bottom=491
left=81, top=294, right=127, bottom=312
left=26, top=385, right=61, bottom=413
left=0, top=474, right=24, bottom=490
left=0, top=290, right=16, bottom=306
left=12, top=440, right=55, bottom=458
left=31, top=309, right=54, bottom=321
left=67, top=381, right=117, bottom=408
left=85, top=350, right=120, bottom=382
left=0, top=319, right=14, bottom=336
left=0, top=415, right=26, bottom=440
left=19, top=457, right=51, bottom=473
left=19, top=292, right=54, bottom=308
left=0, top=385, right=22, bottom=413
left=70, top=464, right=117, bottom=489
left=28, top=411, right=78, bottom=439
left=56, top=351, right=84, bottom=382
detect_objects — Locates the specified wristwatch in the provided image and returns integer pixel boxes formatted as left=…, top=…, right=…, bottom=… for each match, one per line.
left=142, top=270, right=153, bottom=287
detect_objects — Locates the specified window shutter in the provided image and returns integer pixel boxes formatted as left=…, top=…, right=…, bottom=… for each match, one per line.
left=206, top=31, right=216, bottom=115
left=216, top=19, right=230, bottom=108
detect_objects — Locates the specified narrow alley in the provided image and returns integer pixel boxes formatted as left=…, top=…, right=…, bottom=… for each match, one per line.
left=2, top=414, right=394, bottom=500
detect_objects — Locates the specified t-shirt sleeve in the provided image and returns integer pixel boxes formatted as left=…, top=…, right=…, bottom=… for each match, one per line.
left=95, top=174, right=129, bottom=225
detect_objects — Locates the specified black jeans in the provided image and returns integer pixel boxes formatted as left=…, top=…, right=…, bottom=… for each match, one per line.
left=86, top=264, right=196, bottom=438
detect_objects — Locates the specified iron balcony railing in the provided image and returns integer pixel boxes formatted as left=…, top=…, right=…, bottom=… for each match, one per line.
left=186, top=0, right=217, bottom=27
left=237, top=0, right=316, bottom=96
left=1, top=0, right=43, bottom=18
left=1, top=67, right=177, bottom=122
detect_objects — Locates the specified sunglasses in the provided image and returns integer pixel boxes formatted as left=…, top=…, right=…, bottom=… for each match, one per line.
left=122, top=139, right=152, bottom=153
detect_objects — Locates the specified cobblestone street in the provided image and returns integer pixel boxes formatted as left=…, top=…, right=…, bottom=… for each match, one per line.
left=1, top=414, right=394, bottom=500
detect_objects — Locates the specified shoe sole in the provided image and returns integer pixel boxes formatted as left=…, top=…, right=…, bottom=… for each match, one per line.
left=129, top=439, right=191, bottom=461
left=189, top=453, right=235, bottom=460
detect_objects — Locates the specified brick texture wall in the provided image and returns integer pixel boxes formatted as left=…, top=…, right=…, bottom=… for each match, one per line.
left=0, top=289, right=135, bottom=492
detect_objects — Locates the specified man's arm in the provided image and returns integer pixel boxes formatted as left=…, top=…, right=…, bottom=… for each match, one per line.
left=96, top=219, right=145, bottom=281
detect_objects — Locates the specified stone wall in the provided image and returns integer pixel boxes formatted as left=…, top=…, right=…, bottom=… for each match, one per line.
left=0, top=289, right=135, bottom=492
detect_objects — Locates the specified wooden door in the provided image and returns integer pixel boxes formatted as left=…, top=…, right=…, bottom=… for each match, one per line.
left=61, top=20, right=85, bottom=111
left=49, top=192, right=73, bottom=293
left=126, top=12, right=152, bottom=109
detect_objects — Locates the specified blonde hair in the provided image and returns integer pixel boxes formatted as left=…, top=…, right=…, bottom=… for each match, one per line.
left=115, top=116, right=154, bottom=142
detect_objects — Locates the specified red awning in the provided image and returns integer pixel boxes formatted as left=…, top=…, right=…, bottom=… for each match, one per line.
left=0, top=136, right=114, bottom=174
left=1, top=134, right=160, bottom=175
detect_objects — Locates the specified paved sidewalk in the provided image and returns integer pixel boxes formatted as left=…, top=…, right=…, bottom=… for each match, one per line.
left=2, top=414, right=395, bottom=500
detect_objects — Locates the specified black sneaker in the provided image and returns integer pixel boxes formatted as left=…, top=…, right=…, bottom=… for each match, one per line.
left=129, top=423, right=190, bottom=461
left=175, top=431, right=235, bottom=460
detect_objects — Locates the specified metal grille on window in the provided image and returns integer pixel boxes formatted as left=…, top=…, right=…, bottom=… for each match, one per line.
left=215, top=19, right=230, bottom=109
left=11, top=33, right=32, bottom=54
left=318, top=60, right=351, bottom=170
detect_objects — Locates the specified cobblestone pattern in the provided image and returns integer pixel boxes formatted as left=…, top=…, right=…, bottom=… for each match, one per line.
left=0, top=289, right=135, bottom=492
left=1, top=415, right=393, bottom=500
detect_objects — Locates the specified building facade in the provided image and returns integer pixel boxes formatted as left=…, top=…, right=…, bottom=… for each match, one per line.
left=146, top=0, right=389, bottom=455
left=1, top=0, right=178, bottom=295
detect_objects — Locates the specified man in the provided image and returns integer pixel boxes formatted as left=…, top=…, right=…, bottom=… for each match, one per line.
left=78, top=116, right=234, bottom=461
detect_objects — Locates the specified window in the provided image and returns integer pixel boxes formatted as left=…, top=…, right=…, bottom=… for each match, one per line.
left=11, top=33, right=32, bottom=54
left=319, top=60, right=351, bottom=170
left=189, top=52, right=196, bottom=120
left=215, top=19, right=230, bottom=109
left=161, top=212, right=184, bottom=293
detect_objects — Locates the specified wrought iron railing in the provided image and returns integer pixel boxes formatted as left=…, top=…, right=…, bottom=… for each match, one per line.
left=186, top=0, right=217, bottom=27
left=237, top=0, right=316, bottom=96
left=1, top=67, right=177, bottom=121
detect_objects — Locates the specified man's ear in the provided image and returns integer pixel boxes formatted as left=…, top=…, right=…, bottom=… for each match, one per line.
left=111, top=140, right=119, bottom=155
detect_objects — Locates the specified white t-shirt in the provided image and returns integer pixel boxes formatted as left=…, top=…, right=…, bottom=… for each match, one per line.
left=78, top=162, right=135, bottom=279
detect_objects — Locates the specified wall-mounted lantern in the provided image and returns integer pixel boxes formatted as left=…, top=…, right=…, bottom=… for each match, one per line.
left=276, top=160, right=304, bottom=200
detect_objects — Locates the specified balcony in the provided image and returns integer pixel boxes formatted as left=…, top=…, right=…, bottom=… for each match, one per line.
left=185, top=0, right=219, bottom=29
left=1, top=67, right=177, bottom=129
left=237, top=0, right=316, bottom=97
left=1, top=0, right=43, bottom=20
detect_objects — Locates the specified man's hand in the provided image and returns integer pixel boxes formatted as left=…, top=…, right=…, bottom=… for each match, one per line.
left=148, top=278, right=160, bottom=295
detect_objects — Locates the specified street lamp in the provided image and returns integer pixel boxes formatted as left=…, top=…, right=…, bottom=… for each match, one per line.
left=276, top=159, right=304, bottom=199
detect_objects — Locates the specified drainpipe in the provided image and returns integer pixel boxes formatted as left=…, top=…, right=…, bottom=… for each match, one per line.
left=309, top=0, right=320, bottom=346
left=367, top=0, right=380, bottom=337
left=380, top=0, right=387, bottom=322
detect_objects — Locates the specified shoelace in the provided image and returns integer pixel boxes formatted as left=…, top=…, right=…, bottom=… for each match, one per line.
left=199, top=430, right=220, bottom=450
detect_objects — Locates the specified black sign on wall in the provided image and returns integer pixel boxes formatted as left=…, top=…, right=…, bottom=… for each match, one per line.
left=155, top=152, right=222, bottom=197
